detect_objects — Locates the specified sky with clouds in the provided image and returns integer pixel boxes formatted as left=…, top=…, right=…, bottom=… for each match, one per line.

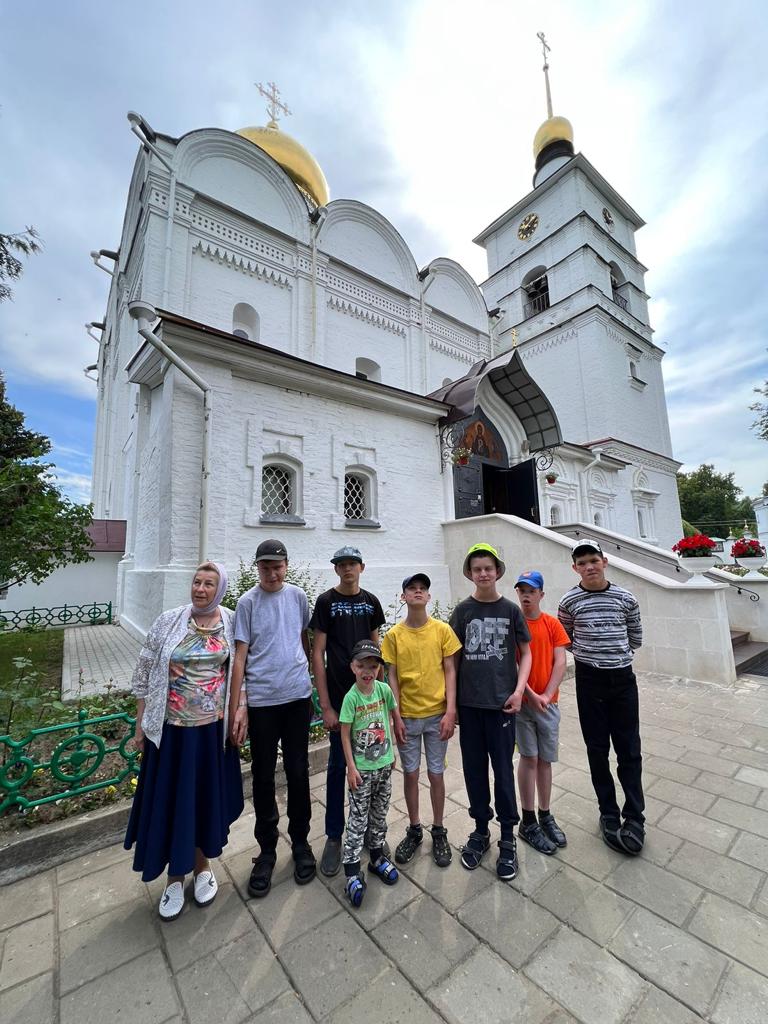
left=1, top=0, right=766, bottom=509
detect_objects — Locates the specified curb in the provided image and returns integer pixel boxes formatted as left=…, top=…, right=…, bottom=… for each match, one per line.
left=0, top=737, right=330, bottom=887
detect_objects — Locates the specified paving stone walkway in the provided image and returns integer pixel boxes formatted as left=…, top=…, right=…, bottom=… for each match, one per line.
left=2, top=669, right=768, bottom=1023
left=61, top=624, right=141, bottom=698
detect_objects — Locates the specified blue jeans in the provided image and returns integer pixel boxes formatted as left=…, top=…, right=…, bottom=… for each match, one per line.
left=325, top=728, right=346, bottom=840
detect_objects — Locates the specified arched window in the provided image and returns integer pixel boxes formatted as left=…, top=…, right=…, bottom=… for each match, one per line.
left=550, top=505, right=562, bottom=526
left=609, top=262, right=629, bottom=312
left=344, top=473, right=368, bottom=520
left=233, top=303, right=259, bottom=341
left=355, top=357, right=381, bottom=382
left=522, top=266, right=550, bottom=319
left=637, top=507, right=646, bottom=538
left=261, top=464, right=293, bottom=516
left=593, top=511, right=602, bottom=527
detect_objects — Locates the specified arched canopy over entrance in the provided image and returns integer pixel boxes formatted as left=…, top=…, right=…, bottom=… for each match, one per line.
left=430, top=350, right=562, bottom=452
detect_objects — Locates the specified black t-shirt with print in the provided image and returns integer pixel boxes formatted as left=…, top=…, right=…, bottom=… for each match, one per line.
left=310, top=588, right=385, bottom=710
left=450, top=596, right=531, bottom=709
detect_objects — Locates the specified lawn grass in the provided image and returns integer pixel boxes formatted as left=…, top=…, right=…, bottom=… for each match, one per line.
left=0, top=627, right=63, bottom=693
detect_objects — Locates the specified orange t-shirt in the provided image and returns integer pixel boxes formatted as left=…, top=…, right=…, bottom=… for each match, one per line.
left=524, top=613, right=570, bottom=702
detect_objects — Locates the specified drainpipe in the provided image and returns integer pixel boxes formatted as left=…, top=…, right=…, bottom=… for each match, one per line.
left=580, top=447, right=603, bottom=525
left=308, top=206, right=327, bottom=363
left=127, top=300, right=211, bottom=561
left=127, top=112, right=176, bottom=308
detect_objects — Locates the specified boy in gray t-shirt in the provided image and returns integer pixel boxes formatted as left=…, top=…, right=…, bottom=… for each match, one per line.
left=229, top=539, right=315, bottom=897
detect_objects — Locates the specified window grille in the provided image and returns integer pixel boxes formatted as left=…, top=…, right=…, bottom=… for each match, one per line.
left=262, top=465, right=292, bottom=516
left=344, top=474, right=367, bottom=520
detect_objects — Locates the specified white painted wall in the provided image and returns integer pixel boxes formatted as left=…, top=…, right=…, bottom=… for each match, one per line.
left=0, top=554, right=121, bottom=621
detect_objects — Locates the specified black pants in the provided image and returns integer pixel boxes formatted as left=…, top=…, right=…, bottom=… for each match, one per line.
left=458, top=705, right=519, bottom=838
left=574, top=662, right=644, bottom=825
left=248, top=698, right=313, bottom=854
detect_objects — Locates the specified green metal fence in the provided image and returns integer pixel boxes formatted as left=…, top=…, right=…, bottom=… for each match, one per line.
left=0, top=707, right=139, bottom=814
left=0, top=602, right=113, bottom=632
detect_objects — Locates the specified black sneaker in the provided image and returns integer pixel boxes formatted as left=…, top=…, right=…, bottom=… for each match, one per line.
left=460, top=830, right=490, bottom=870
left=395, top=825, right=423, bottom=864
left=320, top=837, right=342, bottom=877
left=539, top=813, right=567, bottom=848
left=519, top=822, right=557, bottom=856
left=430, top=825, right=452, bottom=867
left=496, top=838, right=519, bottom=881
left=248, top=853, right=276, bottom=898
left=292, top=842, right=317, bottom=885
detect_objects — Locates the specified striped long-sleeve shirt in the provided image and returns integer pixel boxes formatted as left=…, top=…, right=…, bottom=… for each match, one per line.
left=557, top=583, right=642, bottom=670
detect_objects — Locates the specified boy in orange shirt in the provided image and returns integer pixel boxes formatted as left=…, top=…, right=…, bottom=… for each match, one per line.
left=513, top=570, right=570, bottom=856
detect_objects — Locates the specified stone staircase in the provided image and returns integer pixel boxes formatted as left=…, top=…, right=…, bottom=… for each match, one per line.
left=731, top=629, right=768, bottom=676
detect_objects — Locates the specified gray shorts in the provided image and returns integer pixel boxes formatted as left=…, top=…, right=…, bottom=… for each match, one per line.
left=398, top=714, right=448, bottom=775
left=515, top=701, right=561, bottom=762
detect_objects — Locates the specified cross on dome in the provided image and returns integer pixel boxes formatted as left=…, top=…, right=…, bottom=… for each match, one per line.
left=255, top=81, right=292, bottom=126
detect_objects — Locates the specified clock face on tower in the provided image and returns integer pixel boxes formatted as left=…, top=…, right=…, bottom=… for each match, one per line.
left=517, top=213, right=539, bottom=241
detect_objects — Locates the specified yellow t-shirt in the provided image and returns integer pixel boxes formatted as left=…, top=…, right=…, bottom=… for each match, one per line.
left=380, top=618, right=462, bottom=718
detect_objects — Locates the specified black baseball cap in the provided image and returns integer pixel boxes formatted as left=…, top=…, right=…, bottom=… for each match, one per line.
left=255, top=539, right=288, bottom=562
left=350, top=640, right=385, bottom=664
left=402, top=573, right=431, bottom=591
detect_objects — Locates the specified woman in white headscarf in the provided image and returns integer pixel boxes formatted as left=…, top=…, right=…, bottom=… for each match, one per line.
left=124, top=561, right=244, bottom=920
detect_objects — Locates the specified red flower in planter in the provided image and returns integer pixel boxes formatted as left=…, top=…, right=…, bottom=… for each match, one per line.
left=731, top=538, right=765, bottom=558
left=672, top=534, right=716, bottom=557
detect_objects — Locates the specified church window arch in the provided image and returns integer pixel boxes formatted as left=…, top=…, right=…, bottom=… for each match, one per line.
left=522, top=266, right=550, bottom=318
left=260, top=457, right=305, bottom=524
left=355, top=357, right=381, bottom=382
left=549, top=505, right=562, bottom=526
left=609, top=262, right=629, bottom=312
left=593, top=511, right=603, bottom=527
left=233, top=303, right=259, bottom=341
left=343, top=467, right=380, bottom=528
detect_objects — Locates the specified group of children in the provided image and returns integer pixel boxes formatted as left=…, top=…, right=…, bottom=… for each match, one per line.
left=230, top=536, right=651, bottom=913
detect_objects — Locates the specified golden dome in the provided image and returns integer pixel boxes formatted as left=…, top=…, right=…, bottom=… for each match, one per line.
left=533, top=115, right=574, bottom=159
left=236, top=121, right=330, bottom=207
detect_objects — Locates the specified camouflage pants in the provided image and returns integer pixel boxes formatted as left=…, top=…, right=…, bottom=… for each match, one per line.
left=342, top=765, right=392, bottom=867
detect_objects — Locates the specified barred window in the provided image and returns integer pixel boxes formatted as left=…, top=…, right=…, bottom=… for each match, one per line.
left=262, top=465, right=293, bottom=516
left=344, top=473, right=368, bottom=520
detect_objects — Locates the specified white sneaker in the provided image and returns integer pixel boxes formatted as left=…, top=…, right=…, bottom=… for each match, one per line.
left=193, top=869, right=218, bottom=907
left=159, top=880, right=185, bottom=921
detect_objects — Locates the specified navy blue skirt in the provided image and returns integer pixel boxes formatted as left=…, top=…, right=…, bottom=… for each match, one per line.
left=124, top=718, right=244, bottom=881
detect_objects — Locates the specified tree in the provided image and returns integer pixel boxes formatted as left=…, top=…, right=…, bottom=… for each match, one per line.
left=677, top=464, right=755, bottom=535
left=750, top=377, right=768, bottom=443
left=0, top=373, right=93, bottom=589
left=0, top=228, right=41, bottom=302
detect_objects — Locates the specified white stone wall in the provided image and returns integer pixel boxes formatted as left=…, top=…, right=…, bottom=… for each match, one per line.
left=1, top=554, right=122, bottom=619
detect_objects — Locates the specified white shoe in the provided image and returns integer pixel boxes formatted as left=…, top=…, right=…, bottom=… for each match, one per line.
left=193, top=869, right=218, bottom=907
left=159, top=880, right=185, bottom=921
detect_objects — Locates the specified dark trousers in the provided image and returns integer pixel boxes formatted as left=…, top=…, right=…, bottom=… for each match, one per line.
left=325, top=728, right=346, bottom=841
left=248, top=697, right=312, bottom=854
left=458, top=705, right=519, bottom=838
left=575, top=662, right=644, bottom=825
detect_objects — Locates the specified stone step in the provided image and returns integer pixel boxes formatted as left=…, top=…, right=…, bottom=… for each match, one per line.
left=730, top=629, right=751, bottom=649
left=734, top=640, right=768, bottom=675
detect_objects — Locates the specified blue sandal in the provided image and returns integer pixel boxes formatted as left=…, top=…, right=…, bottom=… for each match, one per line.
left=344, top=873, right=366, bottom=907
left=369, top=856, right=399, bottom=885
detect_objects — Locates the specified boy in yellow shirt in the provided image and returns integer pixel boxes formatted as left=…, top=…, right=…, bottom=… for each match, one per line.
left=381, top=574, right=462, bottom=867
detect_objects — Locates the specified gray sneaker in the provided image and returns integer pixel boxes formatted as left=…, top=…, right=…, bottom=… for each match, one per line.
left=320, top=837, right=342, bottom=877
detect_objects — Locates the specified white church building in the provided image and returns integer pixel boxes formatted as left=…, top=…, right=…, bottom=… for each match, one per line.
left=89, top=85, right=692, bottom=651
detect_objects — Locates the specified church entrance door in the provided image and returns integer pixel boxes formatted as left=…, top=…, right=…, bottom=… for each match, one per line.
left=482, top=460, right=540, bottom=524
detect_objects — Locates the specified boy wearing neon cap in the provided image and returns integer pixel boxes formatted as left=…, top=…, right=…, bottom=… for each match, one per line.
left=513, top=570, right=570, bottom=855
left=450, top=543, right=531, bottom=881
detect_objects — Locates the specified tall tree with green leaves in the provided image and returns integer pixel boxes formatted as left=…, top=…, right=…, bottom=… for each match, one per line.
left=751, top=378, right=768, bottom=443
left=676, top=464, right=755, bottom=534
left=0, top=227, right=41, bottom=302
left=0, top=373, right=93, bottom=589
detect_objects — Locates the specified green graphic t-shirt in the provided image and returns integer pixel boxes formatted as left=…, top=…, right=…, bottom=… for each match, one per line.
left=339, top=680, right=397, bottom=772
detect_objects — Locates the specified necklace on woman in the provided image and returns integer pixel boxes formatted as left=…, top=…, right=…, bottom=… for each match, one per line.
left=191, top=611, right=220, bottom=630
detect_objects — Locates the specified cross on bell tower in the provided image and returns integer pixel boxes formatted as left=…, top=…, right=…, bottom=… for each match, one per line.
left=255, top=81, right=292, bottom=126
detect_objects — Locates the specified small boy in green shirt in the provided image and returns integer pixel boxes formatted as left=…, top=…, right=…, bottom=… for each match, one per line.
left=339, top=640, right=402, bottom=907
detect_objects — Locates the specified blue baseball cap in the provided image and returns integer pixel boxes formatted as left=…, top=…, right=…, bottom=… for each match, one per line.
left=331, top=546, right=363, bottom=565
left=514, top=570, right=544, bottom=590
left=402, top=573, right=431, bottom=591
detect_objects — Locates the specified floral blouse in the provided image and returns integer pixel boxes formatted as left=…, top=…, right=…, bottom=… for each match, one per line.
left=166, top=621, right=229, bottom=727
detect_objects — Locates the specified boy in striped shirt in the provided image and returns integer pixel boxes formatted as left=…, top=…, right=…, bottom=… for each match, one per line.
left=558, top=539, right=644, bottom=855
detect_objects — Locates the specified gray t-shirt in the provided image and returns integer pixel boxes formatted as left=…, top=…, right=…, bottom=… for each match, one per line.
left=450, top=596, right=531, bottom=710
left=234, top=583, right=311, bottom=707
